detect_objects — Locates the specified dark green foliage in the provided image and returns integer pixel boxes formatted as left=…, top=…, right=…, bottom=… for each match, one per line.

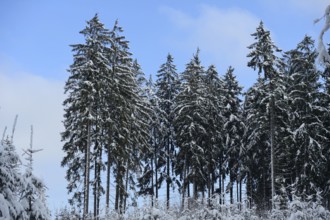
left=60, top=15, right=330, bottom=216
left=283, top=36, right=329, bottom=201
left=62, top=15, right=150, bottom=216
left=61, top=14, right=112, bottom=213
left=173, top=50, right=209, bottom=201
left=155, top=54, right=179, bottom=208
left=0, top=135, right=50, bottom=219
left=222, top=66, right=244, bottom=204
left=245, top=20, right=286, bottom=211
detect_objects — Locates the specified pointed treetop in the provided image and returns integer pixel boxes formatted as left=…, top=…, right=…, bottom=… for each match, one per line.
left=205, top=64, right=218, bottom=80
left=195, top=47, right=201, bottom=60
left=78, top=13, right=111, bottom=46
left=148, top=74, right=153, bottom=85
left=167, top=53, right=174, bottom=62
left=113, top=19, right=124, bottom=33
left=190, top=48, right=202, bottom=68
left=92, top=13, right=99, bottom=21
left=247, top=21, right=282, bottom=79
left=226, top=66, right=235, bottom=75
left=22, top=125, right=43, bottom=173
left=10, top=115, right=18, bottom=144
left=296, top=35, right=315, bottom=52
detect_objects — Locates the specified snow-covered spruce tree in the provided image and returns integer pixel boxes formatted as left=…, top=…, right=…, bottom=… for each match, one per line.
left=132, top=59, right=147, bottom=92
left=203, top=64, right=225, bottom=206
left=246, top=21, right=283, bottom=211
left=106, top=20, right=150, bottom=214
left=173, top=49, right=210, bottom=208
left=54, top=206, right=73, bottom=220
left=138, top=76, right=163, bottom=207
left=314, top=5, right=330, bottom=210
left=0, top=138, right=25, bottom=219
left=222, top=66, right=244, bottom=205
left=155, top=54, right=179, bottom=209
left=20, top=126, right=50, bottom=220
left=62, top=15, right=150, bottom=216
left=122, top=59, right=150, bottom=211
left=243, top=77, right=272, bottom=211
left=321, top=54, right=330, bottom=209
left=61, top=14, right=112, bottom=216
left=283, top=36, right=328, bottom=202
left=243, top=73, right=289, bottom=212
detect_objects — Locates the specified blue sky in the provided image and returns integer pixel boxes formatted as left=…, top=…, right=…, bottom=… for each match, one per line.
left=0, top=0, right=329, bottom=212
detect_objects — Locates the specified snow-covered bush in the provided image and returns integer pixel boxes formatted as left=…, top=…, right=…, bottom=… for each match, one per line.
left=287, top=193, right=330, bottom=220
left=0, top=136, right=51, bottom=219
left=101, top=197, right=262, bottom=220
left=52, top=192, right=330, bottom=220
left=0, top=138, right=25, bottom=219
left=54, top=206, right=81, bottom=220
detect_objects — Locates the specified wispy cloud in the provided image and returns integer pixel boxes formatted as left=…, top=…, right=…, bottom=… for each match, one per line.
left=263, top=0, right=328, bottom=16
left=160, top=4, right=259, bottom=85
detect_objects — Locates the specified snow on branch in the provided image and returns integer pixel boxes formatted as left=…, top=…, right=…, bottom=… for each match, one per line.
left=315, top=5, right=330, bottom=66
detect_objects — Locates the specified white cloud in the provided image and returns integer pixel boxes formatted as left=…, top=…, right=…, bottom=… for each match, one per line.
left=0, top=70, right=67, bottom=209
left=268, top=0, right=328, bottom=16
left=292, top=0, right=328, bottom=11
left=161, top=5, right=260, bottom=62
left=160, top=4, right=260, bottom=86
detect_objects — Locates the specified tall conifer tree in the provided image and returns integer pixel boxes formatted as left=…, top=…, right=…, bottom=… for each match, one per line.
left=61, top=14, right=112, bottom=216
left=284, top=36, right=328, bottom=200
left=246, top=21, right=283, bottom=210
left=155, top=54, right=179, bottom=208
left=222, top=66, right=244, bottom=204
left=174, top=49, right=209, bottom=207
left=203, top=64, right=225, bottom=206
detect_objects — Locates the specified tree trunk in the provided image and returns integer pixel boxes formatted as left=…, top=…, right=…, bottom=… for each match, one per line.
left=208, top=172, right=211, bottom=207
left=94, top=159, right=97, bottom=219
left=115, top=181, right=119, bottom=211
left=83, top=117, right=91, bottom=218
left=230, top=184, right=233, bottom=204
left=270, top=95, right=275, bottom=210
left=187, top=181, right=190, bottom=198
left=166, top=137, right=170, bottom=209
left=211, top=172, right=215, bottom=195
left=93, top=140, right=99, bottom=219
left=206, top=153, right=211, bottom=207
left=247, top=172, right=252, bottom=209
left=219, top=168, right=222, bottom=205
left=230, top=170, right=234, bottom=204
left=106, top=143, right=111, bottom=211
left=155, top=157, right=158, bottom=205
left=187, top=180, right=190, bottom=208
left=268, top=67, right=276, bottom=210
left=181, top=156, right=187, bottom=210
left=236, top=179, right=239, bottom=203
left=119, top=178, right=124, bottom=214
left=222, top=173, right=225, bottom=205
left=151, top=156, right=154, bottom=207
left=96, top=146, right=102, bottom=219
left=239, top=177, right=242, bottom=208
left=193, top=177, right=197, bottom=201
left=105, top=134, right=112, bottom=212
left=115, top=161, right=121, bottom=211
left=124, top=159, right=129, bottom=212
left=263, top=168, right=267, bottom=209
left=236, top=178, right=240, bottom=210
left=202, top=189, right=205, bottom=205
